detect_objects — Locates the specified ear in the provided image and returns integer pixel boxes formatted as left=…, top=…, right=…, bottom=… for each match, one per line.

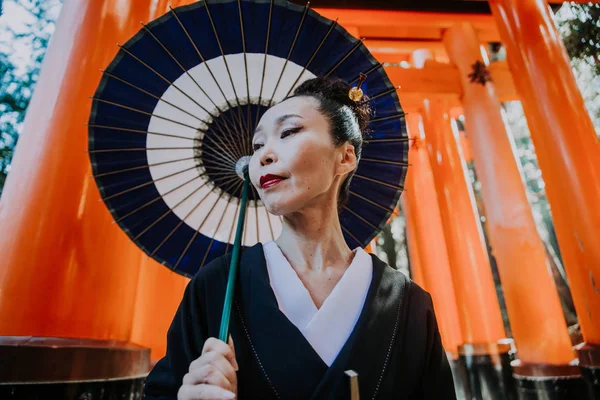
left=336, top=142, right=357, bottom=177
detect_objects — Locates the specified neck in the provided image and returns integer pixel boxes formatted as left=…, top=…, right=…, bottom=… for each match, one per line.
left=275, top=194, right=354, bottom=273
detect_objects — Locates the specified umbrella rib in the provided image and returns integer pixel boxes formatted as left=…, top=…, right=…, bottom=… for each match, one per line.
left=255, top=0, right=274, bottom=126
left=169, top=6, right=249, bottom=159
left=201, top=134, right=243, bottom=168
left=350, top=62, right=382, bottom=85
left=139, top=22, right=247, bottom=159
left=348, top=190, right=396, bottom=214
left=199, top=183, right=241, bottom=269
left=284, top=18, right=339, bottom=99
left=135, top=177, right=213, bottom=242
left=102, top=164, right=200, bottom=201
left=341, top=224, right=363, bottom=248
left=151, top=179, right=233, bottom=258
left=89, top=146, right=198, bottom=154
left=115, top=175, right=201, bottom=223
left=363, top=137, right=410, bottom=144
left=93, top=156, right=197, bottom=178
left=238, top=0, right=253, bottom=153
left=117, top=45, right=221, bottom=121
left=353, top=174, right=404, bottom=191
left=324, top=38, right=366, bottom=78
left=198, top=161, right=236, bottom=174
left=200, top=150, right=237, bottom=169
left=100, top=70, right=208, bottom=125
left=342, top=205, right=381, bottom=231
left=173, top=179, right=241, bottom=269
left=360, top=157, right=409, bottom=167
left=359, top=86, right=401, bottom=103
left=370, top=112, right=406, bottom=124
left=203, top=0, right=251, bottom=152
left=91, top=97, right=201, bottom=131
left=269, top=2, right=310, bottom=107
left=88, top=124, right=196, bottom=142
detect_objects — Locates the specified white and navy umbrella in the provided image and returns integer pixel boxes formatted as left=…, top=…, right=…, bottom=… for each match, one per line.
left=88, top=0, right=408, bottom=281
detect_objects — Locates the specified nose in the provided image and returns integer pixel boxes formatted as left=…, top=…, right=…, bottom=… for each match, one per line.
left=260, top=144, right=277, bottom=167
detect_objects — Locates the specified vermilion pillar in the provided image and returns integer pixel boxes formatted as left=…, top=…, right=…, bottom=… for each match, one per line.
left=0, top=0, right=157, bottom=340
left=421, top=98, right=515, bottom=399
left=403, top=114, right=462, bottom=356
left=130, top=256, right=189, bottom=361
left=489, top=1, right=600, bottom=394
left=443, top=24, right=574, bottom=367
left=402, top=196, right=425, bottom=289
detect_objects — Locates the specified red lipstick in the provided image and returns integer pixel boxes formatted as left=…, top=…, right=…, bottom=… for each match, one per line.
left=260, top=174, right=286, bottom=189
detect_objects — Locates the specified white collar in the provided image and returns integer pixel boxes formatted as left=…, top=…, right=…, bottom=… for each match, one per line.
left=263, top=241, right=373, bottom=366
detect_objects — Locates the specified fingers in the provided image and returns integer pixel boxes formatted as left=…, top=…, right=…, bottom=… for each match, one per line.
left=183, top=364, right=235, bottom=393
left=178, top=383, right=236, bottom=400
left=201, top=337, right=239, bottom=371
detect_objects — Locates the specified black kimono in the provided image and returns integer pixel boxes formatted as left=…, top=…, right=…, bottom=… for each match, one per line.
left=143, top=243, right=456, bottom=399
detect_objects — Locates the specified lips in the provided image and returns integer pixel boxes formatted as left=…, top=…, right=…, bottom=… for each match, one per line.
left=260, top=174, right=286, bottom=189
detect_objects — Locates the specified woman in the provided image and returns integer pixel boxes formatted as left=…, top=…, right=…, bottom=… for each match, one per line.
left=143, top=77, right=456, bottom=399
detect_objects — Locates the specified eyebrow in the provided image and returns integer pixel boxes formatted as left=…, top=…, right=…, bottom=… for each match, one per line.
left=253, top=114, right=304, bottom=137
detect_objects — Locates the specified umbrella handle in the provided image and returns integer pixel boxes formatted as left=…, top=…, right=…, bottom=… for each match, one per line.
left=219, top=167, right=250, bottom=342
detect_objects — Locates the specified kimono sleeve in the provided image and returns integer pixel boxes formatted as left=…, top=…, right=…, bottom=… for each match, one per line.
left=415, top=292, right=457, bottom=399
left=143, top=267, right=212, bottom=400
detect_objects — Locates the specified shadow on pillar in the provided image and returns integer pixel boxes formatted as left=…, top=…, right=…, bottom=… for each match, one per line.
left=0, top=336, right=150, bottom=400
left=577, top=343, right=600, bottom=399
left=457, top=339, right=518, bottom=400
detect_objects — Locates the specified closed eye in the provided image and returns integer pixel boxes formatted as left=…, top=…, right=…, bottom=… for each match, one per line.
left=252, top=143, right=263, bottom=152
left=281, top=126, right=303, bottom=138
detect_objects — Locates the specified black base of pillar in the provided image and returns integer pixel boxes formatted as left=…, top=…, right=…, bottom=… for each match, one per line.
left=457, top=339, right=518, bottom=400
left=0, top=376, right=146, bottom=400
left=577, top=343, right=600, bottom=399
left=512, top=361, right=588, bottom=400
left=448, top=351, right=469, bottom=400
left=0, top=336, right=150, bottom=400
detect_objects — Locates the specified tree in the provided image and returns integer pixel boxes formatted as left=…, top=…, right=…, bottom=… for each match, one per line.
left=0, top=0, right=61, bottom=196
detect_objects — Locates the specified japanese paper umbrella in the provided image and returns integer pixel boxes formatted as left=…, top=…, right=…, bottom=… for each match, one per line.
left=88, top=0, right=408, bottom=340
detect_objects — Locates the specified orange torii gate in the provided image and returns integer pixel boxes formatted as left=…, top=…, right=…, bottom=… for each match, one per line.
left=0, top=1, right=598, bottom=399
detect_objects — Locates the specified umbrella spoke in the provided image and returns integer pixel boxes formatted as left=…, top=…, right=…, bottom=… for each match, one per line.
left=173, top=178, right=240, bottom=269
left=115, top=175, right=201, bottom=223
left=348, top=190, right=396, bottom=214
left=255, top=0, right=274, bottom=131
left=363, top=137, right=410, bottom=144
left=359, top=86, right=401, bottom=103
left=324, top=38, right=366, bottom=78
left=199, top=179, right=243, bottom=269
left=103, top=165, right=201, bottom=201
left=93, top=156, right=196, bottom=178
left=342, top=205, right=380, bottom=231
left=360, top=157, right=409, bottom=167
left=284, top=18, right=339, bottom=99
left=100, top=70, right=207, bottom=125
left=341, top=224, right=363, bottom=247
left=269, top=2, right=310, bottom=107
left=87, top=124, right=197, bottom=142
left=350, top=62, right=383, bottom=85
left=169, top=6, right=249, bottom=159
left=91, top=97, right=200, bottom=131
left=353, top=174, right=404, bottom=191
left=370, top=112, right=406, bottom=124
left=89, top=146, right=199, bottom=154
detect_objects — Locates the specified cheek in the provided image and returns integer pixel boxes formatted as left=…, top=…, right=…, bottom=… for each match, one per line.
left=248, top=154, right=260, bottom=187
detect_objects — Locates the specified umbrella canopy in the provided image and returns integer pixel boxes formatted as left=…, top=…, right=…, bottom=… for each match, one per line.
left=89, top=0, right=408, bottom=277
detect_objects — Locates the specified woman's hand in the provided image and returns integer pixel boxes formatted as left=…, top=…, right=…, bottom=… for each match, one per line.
left=178, top=337, right=239, bottom=400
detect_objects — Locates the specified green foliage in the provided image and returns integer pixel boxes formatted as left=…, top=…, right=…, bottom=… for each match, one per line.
left=559, top=3, right=600, bottom=76
left=0, top=0, right=60, bottom=196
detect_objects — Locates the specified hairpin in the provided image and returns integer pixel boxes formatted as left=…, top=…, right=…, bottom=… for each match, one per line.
left=348, top=73, right=367, bottom=102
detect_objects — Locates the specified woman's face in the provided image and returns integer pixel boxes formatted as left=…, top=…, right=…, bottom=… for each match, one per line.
left=249, top=96, right=355, bottom=216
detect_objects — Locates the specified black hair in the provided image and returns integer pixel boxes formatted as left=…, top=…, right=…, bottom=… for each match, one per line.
left=289, top=76, right=371, bottom=207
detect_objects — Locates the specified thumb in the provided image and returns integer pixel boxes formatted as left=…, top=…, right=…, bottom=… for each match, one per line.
left=228, top=335, right=239, bottom=371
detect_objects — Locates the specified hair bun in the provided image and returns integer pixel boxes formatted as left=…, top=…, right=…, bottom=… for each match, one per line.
left=292, top=76, right=371, bottom=133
